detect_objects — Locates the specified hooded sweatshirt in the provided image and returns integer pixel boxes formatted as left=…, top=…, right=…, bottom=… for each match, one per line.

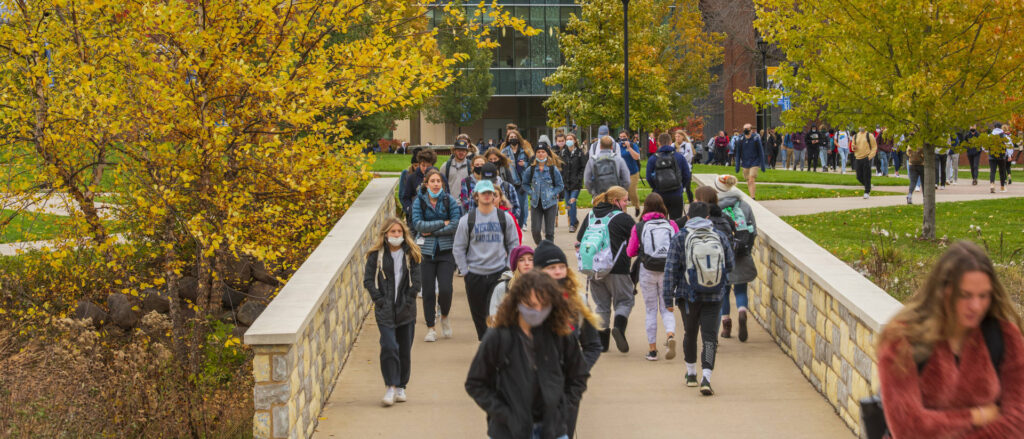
left=453, top=207, right=520, bottom=275
left=626, top=212, right=679, bottom=258
left=717, top=188, right=759, bottom=285
left=662, top=217, right=734, bottom=305
left=646, top=145, right=691, bottom=197
left=575, top=202, right=636, bottom=275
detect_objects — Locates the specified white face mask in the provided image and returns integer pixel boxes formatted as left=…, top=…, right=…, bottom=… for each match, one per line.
left=387, top=236, right=404, bottom=247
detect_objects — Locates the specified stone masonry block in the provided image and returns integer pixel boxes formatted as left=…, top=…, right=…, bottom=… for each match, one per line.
left=812, top=286, right=826, bottom=312
left=254, top=411, right=271, bottom=439
left=796, top=337, right=812, bottom=367
left=254, top=354, right=271, bottom=383
left=273, top=354, right=292, bottom=382
left=255, top=383, right=290, bottom=410
left=812, top=359, right=826, bottom=385
left=826, top=368, right=839, bottom=403
left=854, top=345, right=873, bottom=379
left=272, top=405, right=289, bottom=438
left=814, top=334, right=832, bottom=363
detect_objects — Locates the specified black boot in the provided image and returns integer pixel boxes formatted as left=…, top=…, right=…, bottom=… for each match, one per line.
left=599, top=329, right=611, bottom=353
left=612, top=315, right=629, bottom=353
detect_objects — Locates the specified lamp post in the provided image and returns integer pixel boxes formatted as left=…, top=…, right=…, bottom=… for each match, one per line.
left=756, top=35, right=770, bottom=134
left=622, top=0, right=630, bottom=134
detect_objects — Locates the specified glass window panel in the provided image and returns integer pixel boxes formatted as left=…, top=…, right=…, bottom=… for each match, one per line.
left=499, top=70, right=515, bottom=95
left=516, top=69, right=531, bottom=95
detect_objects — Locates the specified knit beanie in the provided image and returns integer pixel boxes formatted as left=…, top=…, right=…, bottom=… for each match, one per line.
left=714, top=174, right=738, bottom=193
left=533, top=240, right=567, bottom=269
left=509, top=246, right=534, bottom=272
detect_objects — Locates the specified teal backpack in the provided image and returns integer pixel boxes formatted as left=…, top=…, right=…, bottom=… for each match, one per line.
left=723, top=203, right=754, bottom=257
left=578, top=211, right=623, bottom=279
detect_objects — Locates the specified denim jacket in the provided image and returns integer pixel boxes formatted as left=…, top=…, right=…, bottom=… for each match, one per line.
left=502, top=145, right=531, bottom=190
left=410, top=189, right=462, bottom=257
left=522, top=164, right=564, bottom=210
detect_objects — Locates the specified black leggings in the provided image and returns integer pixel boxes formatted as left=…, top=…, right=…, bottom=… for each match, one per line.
left=679, top=299, right=721, bottom=371
left=421, top=251, right=455, bottom=328
left=935, top=154, right=947, bottom=187
left=991, top=157, right=1008, bottom=187
left=465, top=271, right=503, bottom=340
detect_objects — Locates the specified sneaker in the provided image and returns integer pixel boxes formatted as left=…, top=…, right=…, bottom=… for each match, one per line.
left=441, top=317, right=453, bottom=338
left=611, top=327, right=629, bottom=353
left=382, top=387, right=396, bottom=407
left=645, top=350, right=658, bottom=361
left=906, top=197, right=912, bottom=205
left=939, top=186, right=944, bottom=190
left=721, top=318, right=732, bottom=338
left=417, top=291, right=423, bottom=298
left=991, top=185, right=996, bottom=194
left=665, top=336, right=677, bottom=360
left=915, top=186, right=921, bottom=192
left=395, top=387, right=407, bottom=403
left=700, top=377, right=714, bottom=396
left=863, top=192, right=870, bottom=199
left=569, top=225, right=576, bottom=233
left=456, top=270, right=465, bottom=277
left=686, top=374, right=698, bottom=387
left=973, top=179, right=978, bottom=186
left=424, top=328, right=438, bottom=342
left=738, top=310, right=748, bottom=342
left=1001, top=187, right=1008, bottom=193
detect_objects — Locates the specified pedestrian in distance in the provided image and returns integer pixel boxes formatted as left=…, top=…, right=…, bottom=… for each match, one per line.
left=806, top=125, right=823, bottom=172
left=853, top=127, right=878, bottom=198
left=453, top=179, right=521, bottom=340
left=876, top=241, right=1024, bottom=438
left=502, top=129, right=534, bottom=227
left=583, top=135, right=630, bottom=198
left=663, top=201, right=734, bottom=395
left=626, top=192, right=679, bottom=361
left=617, top=130, right=643, bottom=217
left=712, top=175, right=759, bottom=342
left=990, top=123, right=1012, bottom=193
left=465, top=271, right=589, bottom=439
left=964, top=125, right=982, bottom=185
left=400, top=149, right=438, bottom=223
left=905, top=145, right=925, bottom=205
left=478, top=157, right=522, bottom=219
left=533, top=239, right=603, bottom=439
left=713, top=131, right=730, bottom=166
left=834, top=128, right=852, bottom=174
left=363, top=216, right=422, bottom=406
left=734, top=123, right=768, bottom=200
left=522, top=142, right=565, bottom=244
left=790, top=129, right=806, bottom=171
left=672, top=129, right=696, bottom=204
left=441, top=137, right=474, bottom=194
left=559, top=133, right=587, bottom=233
left=648, top=132, right=691, bottom=219
left=488, top=245, right=534, bottom=325
left=576, top=186, right=636, bottom=353
left=492, top=187, right=523, bottom=245
left=411, top=169, right=462, bottom=342
left=459, top=155, right=488, bottom=213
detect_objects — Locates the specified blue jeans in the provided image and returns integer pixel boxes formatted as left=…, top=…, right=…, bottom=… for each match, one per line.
left=533, top=423, right=568, bottom=439
left=819, top=149, right=829, bottom=171
left=517, top=189, right=529, bottom=226
left=838, top=147, right=849, bottom=171
left=564, top=189, right=580, bottom=227
left=721, top=283, right=749, bottom=315
left=878, top=151, right=889, bottom=176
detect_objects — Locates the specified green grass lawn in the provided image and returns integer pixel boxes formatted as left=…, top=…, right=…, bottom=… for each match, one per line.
left=784, top=198, right=1024, bottom=302
left=370, top=153, right=448, bottom=172
left=0, top=209, right=73, bottom=243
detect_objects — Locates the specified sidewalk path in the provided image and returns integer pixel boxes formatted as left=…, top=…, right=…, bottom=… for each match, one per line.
left=313, top=210, right=852, bottom=438
left=759, top=184, right=1024, bottom=216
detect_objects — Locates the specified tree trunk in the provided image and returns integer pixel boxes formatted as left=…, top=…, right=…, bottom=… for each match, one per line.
left=922, top=145, right=936, bottom=239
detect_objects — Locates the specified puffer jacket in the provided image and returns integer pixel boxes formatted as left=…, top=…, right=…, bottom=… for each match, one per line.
left=558, top=147, right=587, bottom=191
left=522, top=164, right=565, bottom=210
left=411, top=188, right=462, bottom=258
left=363, top=244, right=421, bottom=328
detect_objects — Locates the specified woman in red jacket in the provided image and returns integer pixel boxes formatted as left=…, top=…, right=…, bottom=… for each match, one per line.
left=878, top=241, right=1024, bottom=438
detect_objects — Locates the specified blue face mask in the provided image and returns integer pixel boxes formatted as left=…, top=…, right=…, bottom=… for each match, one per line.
left=429, top=188, right=442, bottom=198
left=566, top=140, right=575, bottom=147
left=537, top=157, right=547, bottom=163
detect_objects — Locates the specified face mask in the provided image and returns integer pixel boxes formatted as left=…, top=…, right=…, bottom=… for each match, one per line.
left=473, top=166, right=483, bottom=175
left=429, top=188, right=442, bottom=198
left=566, top=140, right=575, bottom=147
left=387, top=236, right=404, bottom=247
left=509, top=138, right=519, bottom=146
left=619, top=138, right=628, bottom=143
left=744, top=129, right=751, bottom=135
left=518, top=303, right=552, bottom=327
left=537, top=157, right=547, bottom=163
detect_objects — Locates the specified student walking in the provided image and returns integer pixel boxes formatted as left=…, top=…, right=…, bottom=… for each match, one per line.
left=673, top=130, right=696, bottom=204
left=454, top=180, right=521, bottom=340
left=991, top=123, right=1012, bottom=193
left=876, top=128, right=893, bottom=177
left=626, top=193, right=679, bottom=361
left=488, top=245, right=534, bottom=324
left=559, top=133, right=587, bottom=233
left=734, top=123, right=768, bottom=200
left=790, top=130, right=806, bottom=171
left=835, top=129, right=852, bottom=173
left=576, top=186, right=636, bottom=353
left=648, top=132, right=691, bottom=219
left=713, top=175, right=758, bottom=342
left=905, top=146, right=925, bottom=205
left=458, top=155, right=488, bottom=213
left=501, top=129, right=534, bottom=226
left=411, top=170, right=462, bottom=342
left=876, top=241, right=1024, bottom=438
left=583, top=136, right=630, bottom=198
left=465, top=271, right=589, bottom=439
left=853, top=127, right=878, bottom=198
left=442, top=138, right=474, bottom=194
left=401, top=149, right=438, bottom=223
left=522, top=143, right=565, bottom=244
left=618, top=130, right=643, bottom=217
left=663, top=202, right=734, bottom=395
left=713, top=131, right=730, bottom=166
left=806, top=126, right=823, bottom=172
left=964, top=126, right=982, bottom=185
left=363, top=216, right=422, bottom=406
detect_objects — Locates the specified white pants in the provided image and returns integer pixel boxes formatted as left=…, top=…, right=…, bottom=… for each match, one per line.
left=639, top=267, right=676, bottom=345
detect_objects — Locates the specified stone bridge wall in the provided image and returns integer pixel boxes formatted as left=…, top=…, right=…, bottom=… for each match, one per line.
left=244, top=178, right=398, bottom=439
left=694, top=175, right=902, bottom=436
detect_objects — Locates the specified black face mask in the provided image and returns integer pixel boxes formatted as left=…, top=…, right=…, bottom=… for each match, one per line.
left=619, top=138, right=628, bottom=142
left=509, top=138, right=519, bottom=146
left=473, top=166, right=483, bottom=175
left=744, top=129, right=751, bottom=135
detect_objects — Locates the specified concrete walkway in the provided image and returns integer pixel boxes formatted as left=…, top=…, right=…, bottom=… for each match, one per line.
left=760, top=182, right=1024, bottom=216
left=313, top=210, right=852, bottom=438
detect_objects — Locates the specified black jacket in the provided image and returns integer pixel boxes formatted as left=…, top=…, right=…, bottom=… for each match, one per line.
left=465, top=326, right=589, bottom=439
left=558, top=147, right=587, bottom=191
left=575, top=319, right=602, bottom=371
left=401, top=166, right=436, bottom=211
left=363, top=245, right=421, bottom=328
left=576, top=202, right=636, bottom=275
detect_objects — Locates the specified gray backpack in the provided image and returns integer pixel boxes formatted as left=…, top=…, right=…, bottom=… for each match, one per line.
left=591, top=156, right=620, bottom=195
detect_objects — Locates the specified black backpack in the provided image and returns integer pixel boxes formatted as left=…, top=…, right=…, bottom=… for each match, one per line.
left=591, top=156, right=620, bottom=195
left=652, top=151, right=682, bottom=193
left=859, top=316, right=1005, bottom=439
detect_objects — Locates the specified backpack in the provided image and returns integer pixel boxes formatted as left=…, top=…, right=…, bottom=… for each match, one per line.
left=859, top=316, right=1004, bottom=439
left=722, top=203, right=754, bottom=257
left=578, top=211, right=624, bottom=280
left=591, top=155, right=620, bottom=195
left=465, top=207, right=508, bottom=253
left=638, top=218, right=675, bottom=272
left=652, top=151, right=682, bottom=193
left=684, top=227, right=727, bottom=294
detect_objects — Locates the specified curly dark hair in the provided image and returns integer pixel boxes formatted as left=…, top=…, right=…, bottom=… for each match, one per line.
left=492, top=271, right=574, bottom=336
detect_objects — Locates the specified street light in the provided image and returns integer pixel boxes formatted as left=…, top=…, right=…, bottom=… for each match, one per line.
left=622, top=0, right=630, bottom=135
left=756, top=35, right=770, bottom=134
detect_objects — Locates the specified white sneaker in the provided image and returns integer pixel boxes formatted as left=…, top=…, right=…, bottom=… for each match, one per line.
left=395, top=388, right=407, bottom=403
left=863, top=193, right=870, bottom=199
left=441, top=316, right=453, bottom=338
left=382, top=387, right=396, bottom=407
left=915, top=186, right=921, bottom=192
left=424, top=328, right=438, bottom=342
left=417, top=291, right=423, bottom=298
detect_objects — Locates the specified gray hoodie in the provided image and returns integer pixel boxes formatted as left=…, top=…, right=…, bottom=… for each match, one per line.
left=453, top=207, right=519, bottom=275
left=717, top=188, right=758, bottom=284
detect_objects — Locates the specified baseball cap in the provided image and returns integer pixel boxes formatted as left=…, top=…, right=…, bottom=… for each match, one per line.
left=474, top=179, right=497, bottom=194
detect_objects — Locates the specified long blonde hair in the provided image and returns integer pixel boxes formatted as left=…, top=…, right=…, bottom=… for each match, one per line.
left=880, top=241, right=1024, bottom=365
left=561, top=271, right=603, bottom=329
left=536, top=147, right=563, bottom=170
left=592, top=186, right=628, bottom=206
left=367, top=216, right=421, bottom=263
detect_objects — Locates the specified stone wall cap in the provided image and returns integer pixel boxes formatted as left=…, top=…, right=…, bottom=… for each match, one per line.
left=693, top=174, right=902, bottom=332
left=244, top=178, right=398, bottom=345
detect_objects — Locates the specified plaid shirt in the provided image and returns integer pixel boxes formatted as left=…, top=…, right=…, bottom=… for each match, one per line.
left=663, top=219, right=734, bottom=305
left=459, top=175, right=520, bottom=215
